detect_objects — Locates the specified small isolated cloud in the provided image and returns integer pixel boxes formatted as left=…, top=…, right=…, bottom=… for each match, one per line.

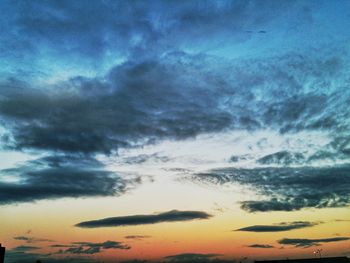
left=334, top=219, right=350, bottom=222
left=13, top=236, right=54, bottom=243
left=236, top=221, right=319, bottom=232
left=122, top=153, right=170, bottom=165
left=124, top=235, right=151, bottom=240
left=247, top=244, right=274, bottom=248
left=278, top=237, right=350, bottom=248
left=56, top=240, right=130, bottom=254
left=75, top=210, right=212, bottom=228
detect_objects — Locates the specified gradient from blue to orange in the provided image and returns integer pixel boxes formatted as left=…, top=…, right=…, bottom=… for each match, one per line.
left=0, top=1, right=350, bottom=262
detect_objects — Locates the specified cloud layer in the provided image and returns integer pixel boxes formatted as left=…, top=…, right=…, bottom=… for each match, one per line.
left=1, top=0, right=318, bottom=80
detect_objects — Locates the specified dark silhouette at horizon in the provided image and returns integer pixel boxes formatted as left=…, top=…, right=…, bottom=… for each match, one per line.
left=0, top=244, right=5, bottom=263
left=255, top=256, right=350, bottom=263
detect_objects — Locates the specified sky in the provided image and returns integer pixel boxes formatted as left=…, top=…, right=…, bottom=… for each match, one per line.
left=0, top=0, right=350, bottom=262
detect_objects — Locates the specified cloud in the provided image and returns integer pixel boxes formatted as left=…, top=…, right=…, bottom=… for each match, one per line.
left=247, top=244, right=274, bottom=248
left=124, top=235, right=151, bottom=240
left=75, top=210, right=212, bottom=228
left=51, top=245, right=76, bottom=248
left=13, top=236, right=54, bottom=243
left=257, top=151, right=305, bottom=165
left=334, top=219, right=350, bottom=222
left=0, top=57, right=234, bottom=154
left=236, top=221, right=319, bottom=232
left=0, top=0, right=350, bottom=214
left=5, top=250, right=97, bottom=263
left=12, top=246, right=41, bottom=252
left=164, top=253, right=229, bottom=263
left=278, top=237, right=350, bottom=248
left=194, top=165, right=350, bottom=212
left=0, top=155, right=135, bottom=205
left=5, top=250, right=46, bottom=263
left=0, top=0, right=310, bottom=80
left=55, top=241, right=130, bottom=255
left=122, top=153, right=170, bottom=165
left=1, top=45, right=350, bottom=157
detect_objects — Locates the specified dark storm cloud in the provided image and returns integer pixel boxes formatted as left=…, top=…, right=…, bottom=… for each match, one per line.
left=0, top=0, right=349, bottom=157
left=0, top=59, right=233, bottom=154
left=236, top=221, right=319, bottom=232
left=0, top=155, right=133, bottom=205
left=57, top=241, right=130, bottom=254
left=75, top=210, right=212, bottom=228
left=194, top=165, right=350, bottom=212
left=247, top=244, right=274, bottom=248
left=1, top=48, right=350, bottom=156
left=278, top=237, right=350, bottom=248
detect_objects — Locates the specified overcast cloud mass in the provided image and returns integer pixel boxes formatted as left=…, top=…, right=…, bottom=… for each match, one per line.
left=1, top=0, right=350, bottom=207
